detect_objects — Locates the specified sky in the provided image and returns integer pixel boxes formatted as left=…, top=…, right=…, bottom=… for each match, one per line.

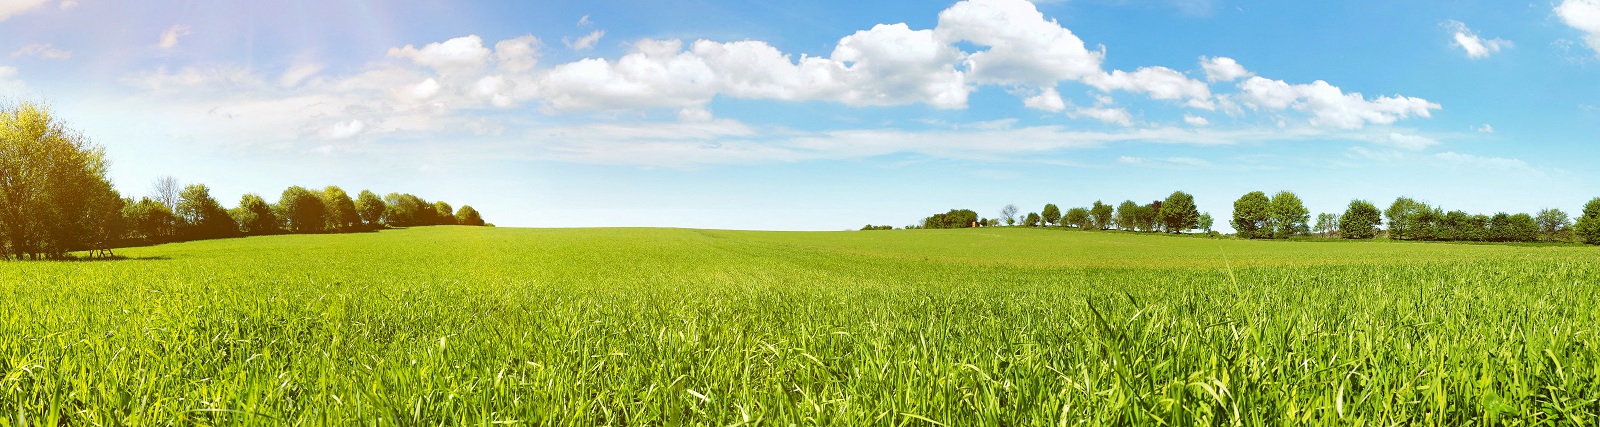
left=2, top=0, right=1598, bottom=231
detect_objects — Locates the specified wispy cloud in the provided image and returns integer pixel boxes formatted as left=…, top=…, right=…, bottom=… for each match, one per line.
left=10, top=43, right=71, bottom=60
left=155, top=24, right=193, bottom=50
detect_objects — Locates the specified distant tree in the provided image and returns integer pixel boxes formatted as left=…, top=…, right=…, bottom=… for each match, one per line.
left=1339, top=200, right=1382, bottom=239
left=322, top=186, right=360, bottom=232
left=1090, top=201, right=1113, bottom=230
left=1535, top=208, right=1572, bottom=242
left=1159, top=191, right=1200, bottom=233
left=1314, top=213, right=1340, bottom=237
left=456, top=205, right=486, bottom=226
left=355, top=190, right=386, bottom=229
left=1115, top=200, right=1140, bottom=231
left=150, top=175, right=181, bottom=213
left=1041, top=204, right=1061, bottom=226
left=433, top=201, right=456, bottom=225
left=176, top=184, right=239, bottom=240
left=922, top=209, right=980, bottom=229
left=1231, top=191, right=1271, bottom=239
left=1001, top=204, right=1019, bottom=226
left=1385, top=197, right=1429, bottom=240
left=1064, top=207, right=1091, bottom=229
left=1576, top=197, right=1600, bottom=245
left=1023, top=212, right=1041, bottom=227
left=231, top=193, right=279, bottom=235
left=0, top=101, right=123, bottom=259
left=277, top=186, right=326, bottom=233
left=1506, top=213, right=1540, bottom=243
left=1145, top=200, right=1164, bottom=232
left=123, top=197, right=178, bottom=242
left=1268, top=191, right=1310, bottom=238
left=383, top=193, right=432, bottom=227
left=1198, top=213, right=1214, bottom=234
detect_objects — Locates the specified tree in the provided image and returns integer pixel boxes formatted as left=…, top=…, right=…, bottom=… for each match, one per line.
left=1000, top=204, right=1019, bottom=226
left=1159, top=191, right=1200, bottom=233
left=355, top=190, right=386, bottom=229
left=1115, top=200, right=1140, bottom=231
left=123, top=197, right=177, bottom=242
left=1198, top=213, right=1214, bottom=234
left=1339, top=200, right=1382, bottom=239
left=231, top=193, right=279, bottom=235
left=1231, top=191, right=1271, bottom=239
left=1145, top=200, right=1164, bottom=232
left=1090, top=201, right=1113, bottom=230
left=322, top=186, right=360, bottom=232
left=277, top=186, right=326, bottom=233
left=176, top=183, right=238, bottom=240
left=1535, top=208, right=1572, bottom=242
left=1064, top=207, right=1091, bottom=229
left=1023, top=212, right=1041, bottom=227
left=1385, top=197, right=1429, bottom=240
left=1576, top=197, right=1600, bottom=245
left=455, top=205, right=486, bottom=226
left=0, top=101, right=123, bottom=259
left=1268, top=191, right=1310, bottom=238
left=433, top=201, right=457, bottom=225
left=1314, top=213, right=1340, bottom=237
left=1041, top=204, right=1061, bottom=226
left=383, top=193, right=432, bottom=227
left=922, top=209, right=979, bottom=229
left=150, top=175, right=181, bottom=213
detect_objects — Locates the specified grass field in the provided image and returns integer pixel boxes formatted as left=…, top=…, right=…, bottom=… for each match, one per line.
left=4, top=226, right=1600, bottom=425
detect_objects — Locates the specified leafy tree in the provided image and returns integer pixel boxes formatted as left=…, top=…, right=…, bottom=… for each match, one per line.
left=923, top=209, right=979, bottom=229
left=433, top=201, right=457, bottom=225
left=1231, top=191, right=1271, bottom=239
left=1198, top=213, right=1214, bottom=234
left=1267, top=191, right=1310, bottom=238
left=1064, top=207, right=1091, bottom=229
left=1339, top=200, right=1382, bottom=239
left=231, top=193, right=279, bottom=235
left=1145, top=200, right=1163, bottom=232
left=123, top=197, right=177, bottom=242
left=355, top=190, right=386, bottom=229
left=1023, top=212, right=1041, bottom=227
left=383, top=193, right=433, bottom=227
left=1115, top=200, right=1141, bottom=231
left=0, top=100, right=122, bottom=259
left=1503, top=213, right=1540, bottom=243
left=1535, top=208, right=1572, bottom=242
left=1090, top=201, right=1113, bottom=230
left=1385, top=197, right=1429, bottom=240
left=1576, top=197, right=1600, bottom=245
left=277, top=186, right=326, bottom=233
left=456, top=205, right=486, bottom=226
left=1159, top=191, right=1200, bottom=233
left=1000, top=204, right=1019, bottom=226
left=1041, top=204, right=1061, bottom=226
left=176, top=184, right=239, bottom=240
left=322, top=186, right=360, bottom=232
left=1314, top=213, right=1340, bottom=237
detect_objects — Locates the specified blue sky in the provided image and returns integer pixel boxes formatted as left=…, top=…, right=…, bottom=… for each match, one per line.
left=3, top=0, right=1598, bottom=230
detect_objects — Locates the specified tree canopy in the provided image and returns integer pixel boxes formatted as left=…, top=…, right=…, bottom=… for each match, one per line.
left=176, top=184, right=240, bottom=240
left=1231, top=191, right=1271, bottom=239
left=1159, top=191, right=1200, bottom=233
left=0, top=101, right=121, bottom=259
left=1340, top=200, right=1382, bottom=239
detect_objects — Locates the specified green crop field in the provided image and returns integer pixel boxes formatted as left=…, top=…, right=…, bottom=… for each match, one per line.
left=4, top=226, right=1599, bottom=425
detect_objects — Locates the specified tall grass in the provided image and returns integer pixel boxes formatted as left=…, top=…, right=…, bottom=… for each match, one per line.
left=2, top=227, right=1597, bottom=424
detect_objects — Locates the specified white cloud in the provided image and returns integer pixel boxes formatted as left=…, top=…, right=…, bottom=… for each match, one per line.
left=1199, top=56, right=1251, bottom=82
left=1087, top=66, right=1213, bottom=109
left=323, top=119, right=367, bottom=140
left=829, top=23, right=968, bottom=108
left=565, top=30, right=606, bottom=51
left=678, top=107, right=714, bottom=122
left=410, top=78, right=441, bottom=99
left=156, top=24, right=193, bottom=50
left=58, top=0, right=74, bottom=9
left=388, top=35, right=492, bottom=74
left=123, top=65, right=264, bottom=92
left=1022, top=87, right=1066, bottom=111
left=9, top=43, right=70, bottom=60
left=0, top=0, right=48, bottom=21
left=936, top=0, right=1103, bottom=86
left=1183, top=114, right=1209, bottom=126
left=577, top=15, right=592, bottom=27
left=1445, top=20, right=1511, bottom=59
left=1117, top=156, right=1211, bottom=167
left=495, top=35, right=541, bottom=72
left=1371, top=132, right=1439, bottom=151
left=277, top=62, right=324, bottom=87
left=1346, top=146, right=1404, bottom=161
left=1475, top=124, right=1494, bottom=133
left=1238, top=77, right=1439, bottom=129
left=1435, top=151, right=1529, bottom=170
left=1070, top=106, right=1133, bottom=126
left=1557, top=0, right=1600, bottom=58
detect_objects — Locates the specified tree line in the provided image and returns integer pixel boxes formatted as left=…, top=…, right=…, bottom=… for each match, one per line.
left=1301, top=196, right=1600, bottom=244
left=1, top=101, right=489, bottom=260
left=903, top=191, right=1217, bottom=234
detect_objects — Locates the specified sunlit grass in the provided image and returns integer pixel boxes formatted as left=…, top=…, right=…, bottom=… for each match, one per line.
left=3, top=226, right=1598, bottom=425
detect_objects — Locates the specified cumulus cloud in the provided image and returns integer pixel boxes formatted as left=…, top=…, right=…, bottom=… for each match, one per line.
left=323, top=119, right=367, bottom=140
left=1237, top=77, right=1439, bottom=129
left=1070, top=106, right=1133, bottom=126
left=564, top=30, right=606, bottom=51
left=937, top=0, right=1103, bottom=86
left=10, top=43, right=70, bottom=60
left=1558, top=0, right=1600, bottom=58
left=0, top=0, right=48, bottom=21
left=1445, top=20, right=1511, bottom=59
left=1183, top=114, right=1209, bottom=126
left=1023, top=87, right=1066, bottom=112
left=495, top=35, right=541, bottom=72
left=156, top=24, right=193, bottom=50
left=410, top=78, right=441, bottom=99
left=1199, top=56, right=1251, bottom=82
left=1475, top=124, right=1494, bottom=133
left=388, top=35, right=492, bottom=74
left=1087, top=66, right=1213, bottom=109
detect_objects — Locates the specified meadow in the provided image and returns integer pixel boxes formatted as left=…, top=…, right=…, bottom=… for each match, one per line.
left=3, top=226, right=1599, bottom=425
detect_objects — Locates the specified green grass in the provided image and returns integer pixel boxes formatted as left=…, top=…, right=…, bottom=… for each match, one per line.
left=3, top=226, right=1599, bottom=425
